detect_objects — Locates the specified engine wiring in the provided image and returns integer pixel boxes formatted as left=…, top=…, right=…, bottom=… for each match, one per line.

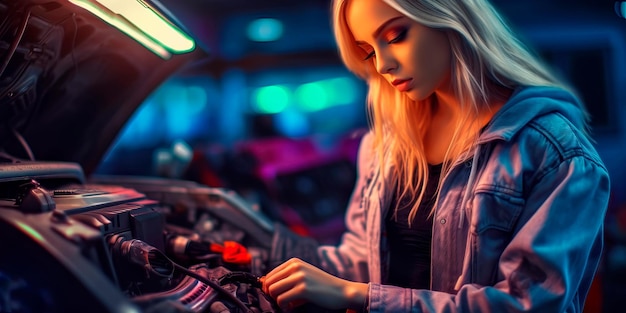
left=172, top=262, right=255, bottom=313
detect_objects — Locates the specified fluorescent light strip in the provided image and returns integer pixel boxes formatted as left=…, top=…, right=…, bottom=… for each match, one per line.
left=95, top=0, right=195, bottom=53
left=70, top=0, right=171, bottom=59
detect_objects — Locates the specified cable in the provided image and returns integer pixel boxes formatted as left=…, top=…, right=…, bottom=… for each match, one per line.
left=111, top=237, right=255, bottom=312
left=0, top=151, right=21, bottom=162
left=218, top=272, right=262, bottom=288
left=172, top=263, right=254, bottom=313
left=11, top=128, right=34, bottom=161
left=218, top=271, right=281, bottom=312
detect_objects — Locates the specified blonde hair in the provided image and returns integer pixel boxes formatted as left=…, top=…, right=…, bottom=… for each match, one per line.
left=332, top=0, right=585, bottom=222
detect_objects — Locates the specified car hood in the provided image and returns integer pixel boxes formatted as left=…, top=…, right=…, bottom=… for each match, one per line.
left=0, top=0, right=208, bottom=175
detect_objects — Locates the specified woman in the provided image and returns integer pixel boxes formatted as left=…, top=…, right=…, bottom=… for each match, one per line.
left=261, top=0, right=610, bottom=312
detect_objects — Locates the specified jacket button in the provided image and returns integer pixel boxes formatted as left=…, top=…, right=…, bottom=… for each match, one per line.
left=440, top=218, right=446, bottom=224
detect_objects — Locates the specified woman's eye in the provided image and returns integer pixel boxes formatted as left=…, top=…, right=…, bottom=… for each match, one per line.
left=364, top=51, right=375, bottom=61
left=387, top=28, right=407, bottom=44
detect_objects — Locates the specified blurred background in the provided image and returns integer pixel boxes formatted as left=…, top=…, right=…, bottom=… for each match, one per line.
left=92, top=0, right=625, bottom=311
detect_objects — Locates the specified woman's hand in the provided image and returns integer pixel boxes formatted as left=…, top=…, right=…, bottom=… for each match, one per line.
left=261, top=258, right=368, bottom=311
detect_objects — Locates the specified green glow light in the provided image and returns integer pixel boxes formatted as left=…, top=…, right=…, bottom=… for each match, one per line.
left=16, top=221, right=44, bottom=242
left=294, top=77, right=357, bottom=112
left=327, top=77, right=357, bottom=105
left=296, top=82, right=328, bottom=112
left=253, top=85, right=290, bottom=114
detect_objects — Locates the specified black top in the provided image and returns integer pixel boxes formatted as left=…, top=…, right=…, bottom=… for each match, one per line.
left=385, top=163, right=442, bottom=289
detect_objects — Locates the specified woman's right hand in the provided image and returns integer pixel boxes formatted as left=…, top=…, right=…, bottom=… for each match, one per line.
left=261, top=257, right=368, bottom=311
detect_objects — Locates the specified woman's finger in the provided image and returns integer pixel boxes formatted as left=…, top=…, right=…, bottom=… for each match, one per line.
left=267, top=271, right=304, bottom=299
left=274, top=280, right=308, bottom=309
left=267, top=257, right=302, bottom=276
left=263, top=258, right=305, bottom=288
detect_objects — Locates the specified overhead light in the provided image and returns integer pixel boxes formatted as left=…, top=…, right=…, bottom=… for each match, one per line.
left=69, top=0, right=195, bottom=59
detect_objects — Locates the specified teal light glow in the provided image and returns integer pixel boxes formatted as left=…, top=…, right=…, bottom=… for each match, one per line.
left=247, top=18, right=283, bottom=42
left=295, top=77, right=357, bottom=112
left=295, top=82, right=328, bottom=112
left=276, top=109, right=309, bottom=137
left=251, top=76, right=359, bottom=114
left=327, top=77, right=358, bottom=105
left=253, top=85, right=290, bottom=114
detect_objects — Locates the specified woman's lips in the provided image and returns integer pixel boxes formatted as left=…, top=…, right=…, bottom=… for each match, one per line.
left=391, top=78, right=413, bottom=92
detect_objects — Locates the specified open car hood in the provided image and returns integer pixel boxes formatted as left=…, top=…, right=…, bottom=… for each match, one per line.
left=0, top=0, right=208, bottom=175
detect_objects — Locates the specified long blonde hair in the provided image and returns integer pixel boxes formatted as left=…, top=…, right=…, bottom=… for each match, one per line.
left=332, top=0, right=582, bottom=222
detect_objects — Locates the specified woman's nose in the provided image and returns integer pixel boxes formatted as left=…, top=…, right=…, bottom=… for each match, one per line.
left=375, top=50, right=397, bottom=74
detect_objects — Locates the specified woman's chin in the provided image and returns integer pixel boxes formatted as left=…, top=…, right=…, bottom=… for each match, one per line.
left=405, top=89, right=431, bottom=102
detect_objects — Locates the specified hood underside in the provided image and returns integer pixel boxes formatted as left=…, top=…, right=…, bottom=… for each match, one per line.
left=0, top=0, right=207, bottom=175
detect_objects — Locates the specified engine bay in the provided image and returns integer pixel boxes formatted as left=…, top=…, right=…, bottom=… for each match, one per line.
left=0, top=161, right=285, bottom=312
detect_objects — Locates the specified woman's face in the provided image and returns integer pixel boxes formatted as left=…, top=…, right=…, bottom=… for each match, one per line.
left=346, top=0, right=451, bottom=101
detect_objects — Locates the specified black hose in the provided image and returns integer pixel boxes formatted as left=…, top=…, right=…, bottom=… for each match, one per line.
left=173, top=263, right=253, bottom=313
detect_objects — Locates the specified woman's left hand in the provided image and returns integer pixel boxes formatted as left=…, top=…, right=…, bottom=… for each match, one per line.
left=261, top=257, right=368, bottom=311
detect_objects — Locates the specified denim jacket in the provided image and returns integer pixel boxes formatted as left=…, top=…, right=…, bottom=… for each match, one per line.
left=317, top=86, right=610, bottom=312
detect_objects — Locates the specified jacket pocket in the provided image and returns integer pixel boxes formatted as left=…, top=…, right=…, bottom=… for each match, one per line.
left=469, top=188, right=524, bottom=285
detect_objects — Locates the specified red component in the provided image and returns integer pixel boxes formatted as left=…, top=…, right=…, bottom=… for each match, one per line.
left=209, top=243, right=224, bottom=253
left=222, top=241, right=252, bottom=264
left=209, top=241, right=252, bottom=265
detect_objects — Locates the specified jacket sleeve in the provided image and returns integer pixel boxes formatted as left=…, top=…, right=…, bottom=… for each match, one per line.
left=316, top=131, right=375, bottom=283
left=368, top=150, right=610, bottom=312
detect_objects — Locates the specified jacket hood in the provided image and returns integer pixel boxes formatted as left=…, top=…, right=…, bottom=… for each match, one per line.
left=480, top=86, right=588, bottom=143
